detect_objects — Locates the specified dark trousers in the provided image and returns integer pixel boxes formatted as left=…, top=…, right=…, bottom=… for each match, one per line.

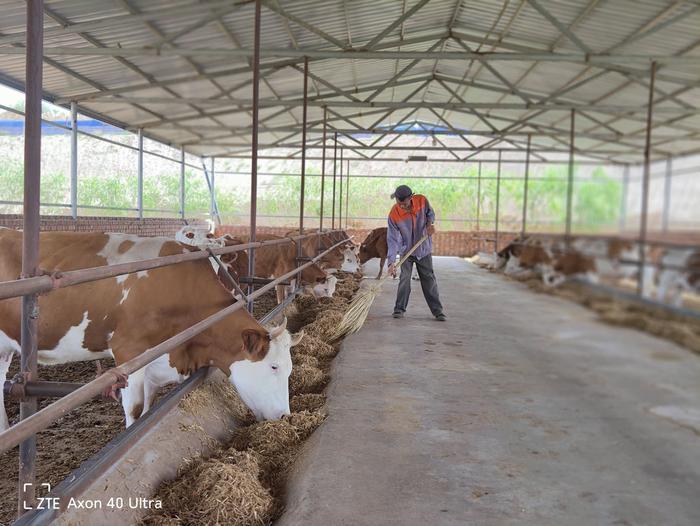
left=394, top=254, right=443, bottom=316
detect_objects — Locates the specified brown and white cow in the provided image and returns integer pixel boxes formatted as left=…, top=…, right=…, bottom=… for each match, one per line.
left=359, top=228, right=389, bottom=279
left=655, top=247, right=700, bottom=307
left=0, top=229, right=302, bottom=430
left=285, top=229, right=360, bottom=274
left=232, top=234, right=330, bottom=303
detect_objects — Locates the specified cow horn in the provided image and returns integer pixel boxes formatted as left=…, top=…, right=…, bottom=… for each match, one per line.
left=269, top=317, right=288, bottom=339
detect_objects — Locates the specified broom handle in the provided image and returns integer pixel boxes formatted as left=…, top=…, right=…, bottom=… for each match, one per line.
left=382, top=234, right=430, bottom=283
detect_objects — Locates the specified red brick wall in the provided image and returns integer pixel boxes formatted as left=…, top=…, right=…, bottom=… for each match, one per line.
left=215, top=224, right=519, bottom=257
left=0, top=215, right=208, bottom=237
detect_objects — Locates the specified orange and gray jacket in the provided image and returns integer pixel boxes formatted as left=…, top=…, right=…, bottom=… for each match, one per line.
left=387, top=194, right=435, bottom=264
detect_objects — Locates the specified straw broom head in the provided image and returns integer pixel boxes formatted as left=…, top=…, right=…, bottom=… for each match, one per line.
left=329, top=234, right=429, bottom=341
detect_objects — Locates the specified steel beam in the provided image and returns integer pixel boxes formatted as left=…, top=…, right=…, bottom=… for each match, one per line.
left=299, top=57, right=309, bottom=260
left=319, top=108, right=327, bottom=233
left=338, top=147, right=344, bottom=229
left=332, top=133, right=338, bottom=229
left=18, top=0, right=42, bottom=515
left=137, top=128, right=144, bottom=219
left=662, top=156, right=672, bottom=233
left=495, top=152, right=502, bottom=252
left=638, top=62, right=657, bottom=296
left=476, top=162, right=482, bottom=232
left=565, top=110, right=575, bottom=241
left=180, top=147, right=186, bottom=219
left=248, top=0, right=262, bottom=312
left=620, top=165, right=630, bottom=232
left=210, top=157, right=216, bottom=224
left=70, top=102, right=78, bottom=220
left=521, top=134, right=531, bottom=237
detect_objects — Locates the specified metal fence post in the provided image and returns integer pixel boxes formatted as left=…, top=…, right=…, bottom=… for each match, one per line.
left=19, top=0, right=43, bottom=515
left=662, top=156, right=672, bottom=232
left=565, top=109, right=575, bottom=244
left=619, top=164, right=629, bottom=232
left=70, top=101, right=78, bottom=220
left=180, top=147, right=185, bottom=219
left=521, top=134, right=531, bottom=237
left=137, top=128, right=144, bottom=219
left=494, top=151, right=501, bottom=252
left=248, top=0, right=262, bottom=312
left=638, top=61, right=657, bottom=297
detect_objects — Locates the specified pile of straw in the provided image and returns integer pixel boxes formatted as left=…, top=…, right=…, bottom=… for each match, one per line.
left=141, top=450, right=274, bottom=526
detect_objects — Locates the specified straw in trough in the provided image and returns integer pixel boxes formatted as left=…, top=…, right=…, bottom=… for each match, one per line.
left=290, top=393, right=326, bottom=413
left=141, top=449, right=274, bottom=526
left=293, top=334, right=337, bottom=359
left=330, top=236, right=429, bottom=341
left=304, top=310, right=345, bottom=342
left=289, top=363, right=329, bottom=395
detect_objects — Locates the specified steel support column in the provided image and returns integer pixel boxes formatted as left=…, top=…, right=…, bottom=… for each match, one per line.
left=345, top=159, right=350, bottom=229
left=662, top=156, right=672, bottom=232
left=299, top=57, right=309, bottom=264
left=638, top=62, right=657, bottom=296
left=180, top=147, right=185, bottom=219
left=331, top=132, right=337, bottom=229
left=620, top=165, right=630, bottom=232
left=521, top=134, right=531, bottom=237
left=19, top=0, right=43, bottom=515
left=248, top=0, right=262, bottom=312
left=338, top=147, right=344, bottom=230
left=495, top=151, right=502, bottom=252
left=476, top=161, right=481, bottom=232
left=565, top=110, right=575, bottom=244
left=137, top=128, right=144, bottom=219
left=210, top=157, right=216, bottom=223
left=318, top=107, right=327, bottom=254
left=70, top=101, right=78, bottom=220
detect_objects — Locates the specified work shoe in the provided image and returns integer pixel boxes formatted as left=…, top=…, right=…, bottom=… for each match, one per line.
left=435, top=313, right=447, bottom=321
left=392, top=311, right=404, bottom=319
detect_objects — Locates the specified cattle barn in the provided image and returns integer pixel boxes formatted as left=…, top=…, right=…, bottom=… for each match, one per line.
left=1, top=1, right=700, bottom=524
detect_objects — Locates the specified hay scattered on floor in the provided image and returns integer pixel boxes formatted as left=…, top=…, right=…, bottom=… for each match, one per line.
left=141, top=449, right=274, bottom=526
left=522, top=278, right=700, bottom=355
left=290, top=393, right=326, bottom=413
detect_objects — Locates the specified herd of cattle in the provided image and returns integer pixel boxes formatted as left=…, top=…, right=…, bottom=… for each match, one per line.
left=477, top=235, right=700, bottom=307
left=0, top=225, right=379, bottom=434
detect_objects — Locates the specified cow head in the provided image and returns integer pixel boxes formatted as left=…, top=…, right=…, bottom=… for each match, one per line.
left=300, top=262, right=328, bottom=285
left=358, top=243, right=373, bottom=264
left=229, top=318, right=303, bottom=421
left=341, top=247, right=360, bottom=273
left=312, top=274, right=338, bottom=298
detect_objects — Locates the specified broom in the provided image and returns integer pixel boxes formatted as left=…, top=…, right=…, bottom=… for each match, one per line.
left=330, top=234, right=430, bottom=340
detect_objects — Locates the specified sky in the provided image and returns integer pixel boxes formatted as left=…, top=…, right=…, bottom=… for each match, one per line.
left=0, top=84, right=24, bottom=106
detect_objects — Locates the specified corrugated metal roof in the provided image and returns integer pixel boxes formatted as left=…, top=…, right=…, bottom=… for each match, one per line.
left=0, top=0, right=699, bottom=164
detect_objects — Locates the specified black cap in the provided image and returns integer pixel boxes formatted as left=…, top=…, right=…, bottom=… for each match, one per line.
left=391, top=185, right=413, bottom=200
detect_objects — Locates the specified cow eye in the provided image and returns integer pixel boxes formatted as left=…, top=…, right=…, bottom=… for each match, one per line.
left=271, top=364, right=279, bottom=371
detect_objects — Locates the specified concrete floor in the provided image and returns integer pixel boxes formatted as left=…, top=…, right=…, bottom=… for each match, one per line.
left=278, top=257, right=700, bottom=526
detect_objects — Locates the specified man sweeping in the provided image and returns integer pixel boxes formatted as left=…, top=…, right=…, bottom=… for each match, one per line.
left=387, top=185, right=446, bottom=321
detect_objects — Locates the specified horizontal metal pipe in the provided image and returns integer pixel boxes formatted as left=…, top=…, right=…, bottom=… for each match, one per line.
left=0, top=45, right=697, bottom=65
left=0, top=238, right=348, bottom=455
left=0, top=230, right=342, bottom=301
left=4, top=381, right=84, bottom=399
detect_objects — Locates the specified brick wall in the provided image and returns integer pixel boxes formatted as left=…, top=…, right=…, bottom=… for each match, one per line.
left=0, top=215, right=208, bottom=237
left=215, top=224, right=519, bottom=257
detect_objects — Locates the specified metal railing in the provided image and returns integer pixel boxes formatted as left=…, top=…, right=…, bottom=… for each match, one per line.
left=0, top=228, right=345, bottom=511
